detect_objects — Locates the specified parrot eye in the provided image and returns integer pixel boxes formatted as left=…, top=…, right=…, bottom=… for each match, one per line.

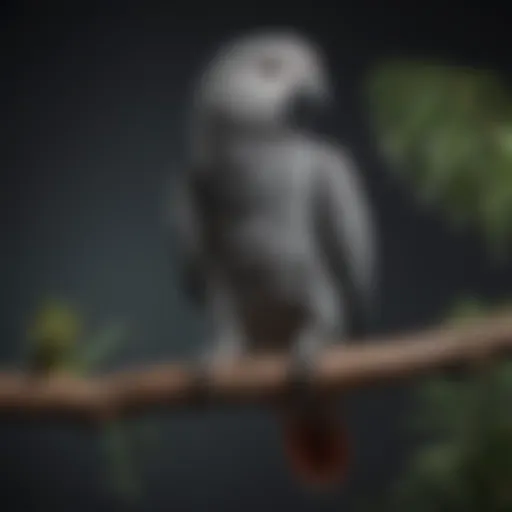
left=258, top=55, right=283, bottom=78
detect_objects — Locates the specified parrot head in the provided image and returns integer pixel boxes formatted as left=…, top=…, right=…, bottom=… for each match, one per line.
left=193, top=29, right=332, bottom=133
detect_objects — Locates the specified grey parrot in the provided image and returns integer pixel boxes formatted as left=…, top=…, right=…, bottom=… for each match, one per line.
left=171, top=29, right=378, bottom=487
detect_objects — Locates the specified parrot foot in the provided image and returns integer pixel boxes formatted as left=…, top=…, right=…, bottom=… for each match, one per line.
left=192, top=338, right=245, bottom=402
left=287, top=333, right=325, bottom=415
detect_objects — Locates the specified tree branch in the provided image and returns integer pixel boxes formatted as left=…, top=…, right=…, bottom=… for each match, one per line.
left=1, top=312, right=512, bottom=424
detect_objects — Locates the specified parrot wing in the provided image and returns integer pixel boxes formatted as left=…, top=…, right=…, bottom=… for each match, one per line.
left=313, top=143, right=378, bottom=338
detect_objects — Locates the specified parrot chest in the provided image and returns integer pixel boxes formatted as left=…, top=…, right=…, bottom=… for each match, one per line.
left=195, top=147, right=318, bottom=303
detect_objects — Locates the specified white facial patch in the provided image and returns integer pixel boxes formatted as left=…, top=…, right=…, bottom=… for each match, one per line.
left=194, top=31, right=329, bottom=128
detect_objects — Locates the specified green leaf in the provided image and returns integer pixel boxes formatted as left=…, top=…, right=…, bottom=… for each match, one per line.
left=100, top=421, right=142, bottom=503
left=378, top=296, right=512, bottom=512
left=78, top=322, right=128, bottom=373
left=366, top=60, right=512, bottom=253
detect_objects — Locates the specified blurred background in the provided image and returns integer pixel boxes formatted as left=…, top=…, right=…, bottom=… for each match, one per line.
left=1, top=2, right=512, bottom=511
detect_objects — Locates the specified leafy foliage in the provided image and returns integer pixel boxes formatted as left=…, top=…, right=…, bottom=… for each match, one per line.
left=365, top=60, right=512, bottom=511
left=393, top=298, right=512, bottom=512
left=25, top=298, right=160, bottom=504
left=366, top=60, right=512, bottom=254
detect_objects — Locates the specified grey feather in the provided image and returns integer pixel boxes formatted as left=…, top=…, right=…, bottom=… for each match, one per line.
left=313, top=142, right=378, bottom=337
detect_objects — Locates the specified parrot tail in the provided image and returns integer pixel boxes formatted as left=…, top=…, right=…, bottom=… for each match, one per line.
left=280, top=404, right=349, bottom=488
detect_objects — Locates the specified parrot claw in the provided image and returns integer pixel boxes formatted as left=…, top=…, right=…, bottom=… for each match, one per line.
left=287, top=335, right=323, bottom=413
left=191, top=350, right=216, bottom=403
left=193, top=339, right=244, bottom=401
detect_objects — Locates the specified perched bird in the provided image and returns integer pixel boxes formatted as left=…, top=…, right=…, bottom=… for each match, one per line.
left=171, top=29, right=378, bottom=488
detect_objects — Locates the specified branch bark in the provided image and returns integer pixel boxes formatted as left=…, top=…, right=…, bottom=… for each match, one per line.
left=1, top=312, right=512, bottom=423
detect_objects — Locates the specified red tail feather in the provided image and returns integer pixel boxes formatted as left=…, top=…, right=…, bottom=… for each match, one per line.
left=281, top=408, right=349, bottom=488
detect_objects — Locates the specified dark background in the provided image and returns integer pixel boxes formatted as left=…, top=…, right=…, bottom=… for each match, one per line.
left=1, top=3, right=511, bottom=511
